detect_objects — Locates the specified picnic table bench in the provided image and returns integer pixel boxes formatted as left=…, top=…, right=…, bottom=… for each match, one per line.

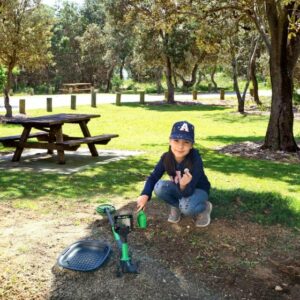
left=0, top=113, right=119, bottom=164
left=59, top=83, right=93, bottom=94
left=0, top=132, right=49, bottom=144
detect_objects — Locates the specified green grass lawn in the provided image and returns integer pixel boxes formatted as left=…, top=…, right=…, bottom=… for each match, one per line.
left=0, top=102, right=299, bottom=227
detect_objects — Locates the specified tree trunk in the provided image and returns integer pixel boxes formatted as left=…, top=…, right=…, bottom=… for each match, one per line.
left=196, top=70, right=205, bottom=86
left=119, top=59, right=125, bottom=80
left=156, top=79, right=163, bottom=94
left=105, top=67, right=114, bottom=93
left=210, top=65, right=218, bottom=92
left=177, top=63, right=199, bottom=89
left=263, top=57, right=298, bottom=151
left=232, top=58, right=245, bottom=113
left=251, top=68, right=261, bottom=105
left=173, top=71, right=178, bottom=89
left=154, top=68, right=163, bottom=94
left=262, top=2, right=299, bottom=152
left=160, top=30, right=175, bottom=103
left=249, top=39, right=262, bottom=105
left=165, top=56, right=175, bottom=103
left=4, top=66, right=13, bottom=118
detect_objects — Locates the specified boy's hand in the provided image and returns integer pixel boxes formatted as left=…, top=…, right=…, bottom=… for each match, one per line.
left=137, top=195, right=149, bottom=212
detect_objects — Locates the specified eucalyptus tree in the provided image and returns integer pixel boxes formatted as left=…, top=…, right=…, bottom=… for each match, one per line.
left=102, top=1, right=136, bottom=90
left=102, top=21, right=134, bottom=83
left=78, top=24, right=107, bottom=85
left=217, top=14, right=261, bottom=113
left=120, top=0, right=206, bottom=103
left=171, top=20, right=207, bottom=91
left=51, top=2, right=84, bottom=85
left=0, top=0, right=53, bottom=117
left=199, top=0, right=300, bottom=151
left=81, top=0, right=106, bottom=29
left=130, top=24, right=165, bottom=87
left=173, top=11, right=223, bottom=91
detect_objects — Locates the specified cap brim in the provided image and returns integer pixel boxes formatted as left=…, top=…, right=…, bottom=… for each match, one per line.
left=170, top=134, right=194, bottom=143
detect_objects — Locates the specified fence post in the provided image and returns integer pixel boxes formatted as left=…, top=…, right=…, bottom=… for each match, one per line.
left=19, top=99, right=26, bottom=114
left=250, top=88, right=254, bottom=97
left=47, top=97, right=52, bottom=112
left=71, top=95, right=76, bottom=110
left=91, top=91, right=97, bottom=107
left=139, top=91, right=145, bottom=104
left=116, top=92, right=121, bottom=106
left=220, top=89, right=225, bottom=100
left=192, top=90, right=197, bottom=100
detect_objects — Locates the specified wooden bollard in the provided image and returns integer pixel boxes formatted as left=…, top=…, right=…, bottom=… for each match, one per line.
left=71, top=95, right=76, bottom=110
left=192, top=90, right=197, bottom=100
left=164, top=90, right=168, bottom=101
left=140, top=91, right=145, bottom=104
left=116, top=92, right=121, bottom=106
left=250, top=88, right=254, bottom=97
left=91, top=91, right=96, bottom=107
left=220, top=89, right=225, bottom=100
left=19, top=99, right=26, bottom=114
left=47, top=97, right=52, bottom=112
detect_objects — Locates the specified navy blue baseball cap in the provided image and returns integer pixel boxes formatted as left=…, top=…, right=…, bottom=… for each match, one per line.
left=169, top=121, right=195, bottom=143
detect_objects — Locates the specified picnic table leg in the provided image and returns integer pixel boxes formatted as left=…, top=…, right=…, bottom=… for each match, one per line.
left=79, top=121, right=99, bottom=156
left=12, top=126, right=32, bottom=162
left=47, top=128, right=56, bottom=155
left=53, top=125, right=65, bottom=164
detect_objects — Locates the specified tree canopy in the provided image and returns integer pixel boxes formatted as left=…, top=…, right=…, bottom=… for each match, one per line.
left=0, top=0, right=53, bottom=116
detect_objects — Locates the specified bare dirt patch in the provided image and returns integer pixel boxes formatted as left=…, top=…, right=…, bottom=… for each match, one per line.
left=0, top=199, right=299, bottom=300
left=216, top=141, right=300, bottom=164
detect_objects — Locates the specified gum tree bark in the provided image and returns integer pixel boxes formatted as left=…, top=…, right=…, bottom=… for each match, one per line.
left=261, top=2, right=299, bottom=151
left=4, top=63, right=14, bottom=117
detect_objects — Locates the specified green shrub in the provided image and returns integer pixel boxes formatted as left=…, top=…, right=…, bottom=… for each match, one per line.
left=0, top=66, right=6, bottom=91
left=293, top=90, right=300, bottom=105
left=34, top=84, right=48, bottom=94
left=48, top=86, right=55, bottom=94
left=24, top=87, right=34, bottom=95
left=111, top=75, right=123, bottom=91
left=144, top=85, right=157, bottom=93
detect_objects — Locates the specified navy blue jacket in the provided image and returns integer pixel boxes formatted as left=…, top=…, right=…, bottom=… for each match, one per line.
left=141, top=148, right=210, bottom=200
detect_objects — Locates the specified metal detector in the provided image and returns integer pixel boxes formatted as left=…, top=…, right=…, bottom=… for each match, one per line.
left=96, top=204, right=138, bottom=276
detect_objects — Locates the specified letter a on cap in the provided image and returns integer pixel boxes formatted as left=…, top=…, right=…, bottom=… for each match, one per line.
left=180, top=122, right=189, bottom=132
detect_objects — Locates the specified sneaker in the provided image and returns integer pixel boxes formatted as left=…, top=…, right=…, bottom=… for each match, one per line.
left=168, top=206, right=181, bottom=223
left=194, top=201, right=212, bottom=227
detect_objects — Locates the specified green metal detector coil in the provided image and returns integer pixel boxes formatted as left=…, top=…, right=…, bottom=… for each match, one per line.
left=96, top=204, right=116, bottom=215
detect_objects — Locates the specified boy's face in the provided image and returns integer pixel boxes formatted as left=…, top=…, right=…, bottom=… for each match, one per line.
left=169, top=138, right=193, bottom=162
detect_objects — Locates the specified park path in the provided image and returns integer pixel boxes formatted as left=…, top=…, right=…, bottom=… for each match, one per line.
left=0, top=90, right=272, bottom=113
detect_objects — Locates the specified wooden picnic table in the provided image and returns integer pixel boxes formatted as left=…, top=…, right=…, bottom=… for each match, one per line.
left=0, top=113, right=118, bottom=164
left=59, top=83, right=93, bottom=93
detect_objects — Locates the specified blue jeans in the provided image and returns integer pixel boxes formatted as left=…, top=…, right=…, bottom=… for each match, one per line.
left=153, top=180, right=208, bottom=216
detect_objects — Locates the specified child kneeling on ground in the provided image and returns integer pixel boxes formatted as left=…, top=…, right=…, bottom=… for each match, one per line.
left=136, top=121, right=212, bottom=227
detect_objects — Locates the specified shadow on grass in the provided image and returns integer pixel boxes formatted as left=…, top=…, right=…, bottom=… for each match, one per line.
left=205, top=135, right=265, bottom=144
left=201, top=111, right=270, bottom=123
left=202, top=149, right=300, bottom=187
left=210, top=187, right=300, bottom=227
left=1, top=148, right=299, bottom=205
left=118, top=102, right=229, bottom=112
left=0, top=156, right=153, bottom=201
